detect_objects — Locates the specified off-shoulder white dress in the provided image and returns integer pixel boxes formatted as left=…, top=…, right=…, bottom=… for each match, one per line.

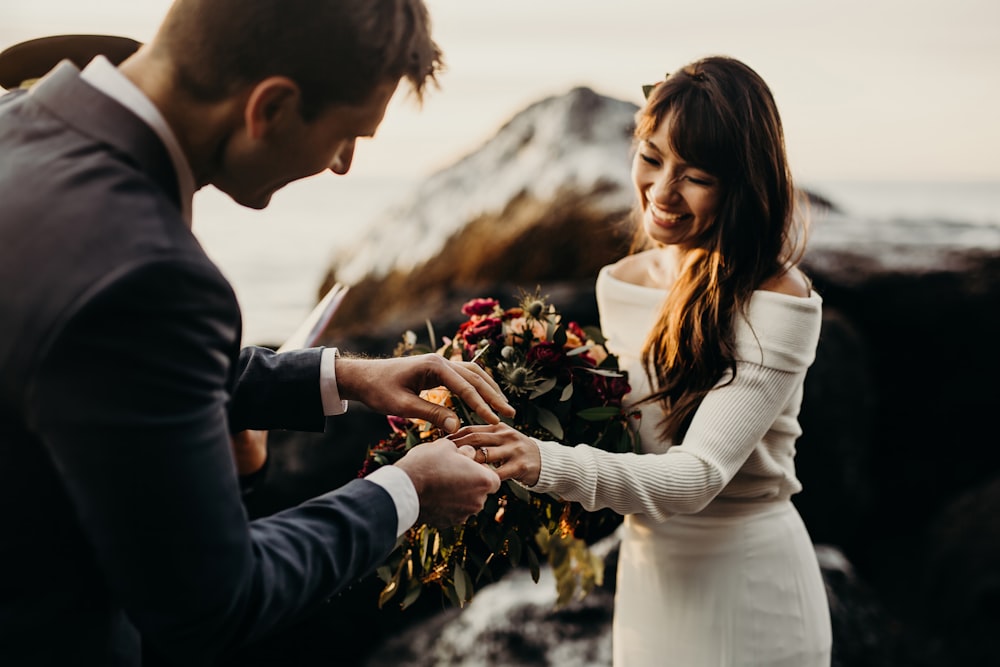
left=529, top=260, right=832, bottom=666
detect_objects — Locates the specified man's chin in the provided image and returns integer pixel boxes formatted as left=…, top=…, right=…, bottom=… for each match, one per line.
left=226, top=189, right=274, bottom=211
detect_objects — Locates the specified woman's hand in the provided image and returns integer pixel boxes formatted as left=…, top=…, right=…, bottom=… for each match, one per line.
left=451, top=422, right=542, bottom=487
left=335, top=354, right=515, bottom=434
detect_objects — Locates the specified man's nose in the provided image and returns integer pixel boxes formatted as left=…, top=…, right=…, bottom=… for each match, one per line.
left=329, top=139, right=356, bottom=175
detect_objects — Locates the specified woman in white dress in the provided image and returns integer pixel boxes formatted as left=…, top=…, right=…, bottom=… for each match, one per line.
left=454, top=56, right=832, bottom=666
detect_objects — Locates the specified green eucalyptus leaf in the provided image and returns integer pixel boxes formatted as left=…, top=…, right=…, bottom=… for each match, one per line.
left=534, top=527, right=551, bottom=551
left=535, top=407, right=564, bottom=440
left=582, top=326, right=607, bottom=345
left=454, top=564, right=474, bottom=605
left=401, top=577, right=423, bottom=610
left=505, top=479, right=531, bottom=503
left=506, top=532, right=522, bottom=567
left=565, top=344, right=592, bottom=357
left=592, top=552, right=605, bottom=587
left=529, top=376, right=558, bottom=400
left=619, top=426, right=636, bottom=453
left=443, top=582, right=461, bottom=608
left=559, top=383, right=574, bottom=402
left=577, top=406, right=622, bottom=421
left=526, top=545, right=541, bottom=583
left=378, top=578, right=398, bottom=609
left=584, top=367, right=624, bottom=378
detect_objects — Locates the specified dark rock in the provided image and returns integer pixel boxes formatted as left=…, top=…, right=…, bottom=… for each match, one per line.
left=793, top=308, right=879, bottom=555
left=912, top=474, right=1000, bottom=665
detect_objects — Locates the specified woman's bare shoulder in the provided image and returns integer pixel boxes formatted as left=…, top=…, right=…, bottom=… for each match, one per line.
left=759, top=266, right=811, bottom=297
left=607, top=249, right=671, bottom=288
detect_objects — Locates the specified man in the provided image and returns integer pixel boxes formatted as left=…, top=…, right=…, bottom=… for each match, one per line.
left=0, top=1, right=512, bottom=665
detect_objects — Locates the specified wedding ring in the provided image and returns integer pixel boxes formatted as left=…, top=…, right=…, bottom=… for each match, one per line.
left=479, top=447, right=489, bottom=464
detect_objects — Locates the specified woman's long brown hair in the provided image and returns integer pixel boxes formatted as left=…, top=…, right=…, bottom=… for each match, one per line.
left=635, top=56, right=807, bottom=442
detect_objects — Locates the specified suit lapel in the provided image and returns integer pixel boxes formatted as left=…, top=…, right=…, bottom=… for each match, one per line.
left=28, top=60, right=182, bottom=211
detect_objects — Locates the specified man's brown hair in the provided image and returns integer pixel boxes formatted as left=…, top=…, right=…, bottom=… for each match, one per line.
left=153, top=0, right=442, bottom=119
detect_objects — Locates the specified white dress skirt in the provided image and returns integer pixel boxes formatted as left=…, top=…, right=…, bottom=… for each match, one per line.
left=613, top=501, right=832, bottom=667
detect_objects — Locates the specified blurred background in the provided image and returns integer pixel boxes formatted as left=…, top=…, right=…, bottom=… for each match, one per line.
left=3, top=0, right=998, bottom=344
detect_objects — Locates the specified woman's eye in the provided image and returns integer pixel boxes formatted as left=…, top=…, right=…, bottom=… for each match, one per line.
left=640, top=154, right=660, bottom=167
left=685, top=175, right=713, bottom=186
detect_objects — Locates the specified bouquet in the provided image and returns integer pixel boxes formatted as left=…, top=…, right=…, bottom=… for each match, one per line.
left=362, top=290, right=637, bottom=609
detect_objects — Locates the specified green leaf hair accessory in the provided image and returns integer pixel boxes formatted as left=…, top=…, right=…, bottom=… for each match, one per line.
left=641, top=72, right=669, bottom=99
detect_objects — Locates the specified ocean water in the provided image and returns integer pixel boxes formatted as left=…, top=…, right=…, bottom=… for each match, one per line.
left=192, top=179, right=1000, bottom=346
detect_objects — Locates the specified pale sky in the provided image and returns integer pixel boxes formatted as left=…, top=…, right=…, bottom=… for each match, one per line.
left=2, top=0, right=999, bottom=184
left=5, top=0, right=996, bottom=344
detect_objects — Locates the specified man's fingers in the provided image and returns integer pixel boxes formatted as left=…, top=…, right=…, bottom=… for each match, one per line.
left=445, top=362, right=515, bottom=421
left=478, top=465, right=502, bottom=493
left=459, top=360, right=504, bottom=394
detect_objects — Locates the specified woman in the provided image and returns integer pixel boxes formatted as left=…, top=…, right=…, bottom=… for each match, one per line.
left=454, top=56, right=831, bottom=666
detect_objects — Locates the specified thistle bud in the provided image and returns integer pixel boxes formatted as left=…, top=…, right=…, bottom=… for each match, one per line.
left=508, top=367, right=529, bottom=387
left=526, top=299, right=546, bottom=319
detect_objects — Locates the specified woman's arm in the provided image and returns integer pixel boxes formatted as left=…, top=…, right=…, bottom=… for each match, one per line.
left=454, top=361, right=804, bottom=520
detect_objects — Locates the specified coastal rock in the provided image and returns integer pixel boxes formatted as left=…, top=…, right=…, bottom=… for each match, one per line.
left=318, top=87, right=637, bottom=337
left=913, top=474, right=1000, bottom=665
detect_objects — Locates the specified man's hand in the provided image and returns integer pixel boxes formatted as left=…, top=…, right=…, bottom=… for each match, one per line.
left=394, top=438, right=501, bottom=528
left=335, top=354, right=515, bottom=433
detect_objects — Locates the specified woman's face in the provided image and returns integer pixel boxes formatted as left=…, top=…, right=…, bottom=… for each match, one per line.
left=632, top=120, right=721, bottom=250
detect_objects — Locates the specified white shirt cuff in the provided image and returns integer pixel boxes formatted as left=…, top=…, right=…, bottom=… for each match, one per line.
left=365, top=465, right=419, bottom=537
left=320, top=347, right=349, bottom=416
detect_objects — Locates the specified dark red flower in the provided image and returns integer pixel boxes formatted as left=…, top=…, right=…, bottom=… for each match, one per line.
left=587, top=373, right=632, bottom=406
left=461, top=317, right=503, bottom=347
left=387, top=414, right=411, bottom=435
left=461, top=298, right=500, bottom=316
left=526, top=341, right=565, bottom=370
left=567, top=321, right=587, bottom=340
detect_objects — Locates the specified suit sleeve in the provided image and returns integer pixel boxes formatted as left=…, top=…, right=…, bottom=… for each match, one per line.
left=229, top=346, right=327, bottom=433
left=25, top=258, right=397, bottom=663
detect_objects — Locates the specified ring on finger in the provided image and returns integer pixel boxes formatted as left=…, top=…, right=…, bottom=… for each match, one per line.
left=479, top=446, right=489, bottom=464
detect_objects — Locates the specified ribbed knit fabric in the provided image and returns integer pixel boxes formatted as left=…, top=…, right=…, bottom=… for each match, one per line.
left=529, top=261, right=823, bottom=524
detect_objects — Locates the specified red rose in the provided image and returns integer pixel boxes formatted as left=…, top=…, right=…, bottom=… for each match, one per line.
left=587, top=373, right=631, bottom=406
left=461, top=298, right=500, bottom=316
left=461, top=317, right=503, bottom=347
left=526, top=341, right=565, bottom=370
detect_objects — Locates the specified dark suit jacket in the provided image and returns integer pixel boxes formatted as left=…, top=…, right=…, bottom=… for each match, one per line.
left=0, top=62, right=397, bottom=666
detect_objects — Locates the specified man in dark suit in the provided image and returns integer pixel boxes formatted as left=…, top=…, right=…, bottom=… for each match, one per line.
left=0, top=1, right=513, bottom=665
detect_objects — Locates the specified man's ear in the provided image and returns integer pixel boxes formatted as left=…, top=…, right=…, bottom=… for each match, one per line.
left=243, top=76, right=301, bottom=140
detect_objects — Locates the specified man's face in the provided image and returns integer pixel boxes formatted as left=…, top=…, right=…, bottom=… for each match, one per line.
left=215, top=79, right=398, bottom=209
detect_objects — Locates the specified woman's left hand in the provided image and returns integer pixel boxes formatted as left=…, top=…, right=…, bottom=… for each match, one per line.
left=451, top=422, right=542, bottom=487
